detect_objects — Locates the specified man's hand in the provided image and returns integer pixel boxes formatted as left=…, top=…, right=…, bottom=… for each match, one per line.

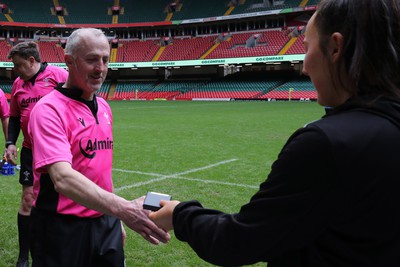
left=6, top=144, right=18, bottom=165
left=149, top=200, right=180, bottom=232
left=121, top=196, right=171, bottom=245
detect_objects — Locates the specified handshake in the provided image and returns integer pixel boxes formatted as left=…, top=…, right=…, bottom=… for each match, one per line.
left=126, top=191, right=179, bottom=245
left=143, top=192, right=180, bottom=232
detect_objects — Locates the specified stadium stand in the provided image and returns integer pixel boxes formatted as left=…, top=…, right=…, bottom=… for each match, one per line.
left=0, top=0, right=318, bottom=101
left=232, top=0, right=303, bottom=13
left=306, top=0, right=320, bottom=5
left=0, top=0, right=318, bottom=24
left=97, top=81, right=112, bottom=99
left=205, top=30, right=292, bottom=59
left=158, top=36, right=217, bottom=61
left=114, top=81, right=158, bottom=100
left=177, top=79, right=285, bottom=100
left=260, top=75, right=316, bottom=100
left=59, top=0, right=111, bottom=24
left=169, top=1, right=230, bottom=20
left=285, top=34, right=305, bottom=55
left=0, top=81, right=13, bottom=99
left=37, top=41, right=65, bottom=63
left=114, top=76, right=316, bottom=101
left=148, top=80, right=205, bottom=100
left=117, top=0, right=169, bottom=23
left=117, top=39, right=160, bottom=62
left=0, top=0, right=58, bottom=23
left=0, top=40, right=11, bottom=62
left=110, top=73, right=315, bottom=101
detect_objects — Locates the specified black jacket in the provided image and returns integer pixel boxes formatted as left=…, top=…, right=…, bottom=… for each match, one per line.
left=173, top=96, right=400, bottom=267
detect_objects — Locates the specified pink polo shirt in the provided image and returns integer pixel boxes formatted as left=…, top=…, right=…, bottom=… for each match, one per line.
left=29, top=89, right=113, bottom=218
left=10, top=65, right=68, bottom=149
left=0, top=89, right=10, bottom=119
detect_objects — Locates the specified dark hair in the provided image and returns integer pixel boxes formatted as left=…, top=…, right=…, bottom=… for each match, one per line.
left=7, top=41, right=41, bottom=62
left=316, top=0, right=400, bottom=98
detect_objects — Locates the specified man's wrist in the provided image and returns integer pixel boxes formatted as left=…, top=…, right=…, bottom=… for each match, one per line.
left=5, top=141, right=15, bottom=148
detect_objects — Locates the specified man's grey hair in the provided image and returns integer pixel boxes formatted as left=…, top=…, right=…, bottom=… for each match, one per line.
left=65, top=28, right=108, bottom=56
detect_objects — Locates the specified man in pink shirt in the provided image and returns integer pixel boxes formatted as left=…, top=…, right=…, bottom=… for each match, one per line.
left=28, top=28, right=169, bottom=267
left=0, top=88, right=9, bottom=143
left=6, top=41, right=68, bottom=267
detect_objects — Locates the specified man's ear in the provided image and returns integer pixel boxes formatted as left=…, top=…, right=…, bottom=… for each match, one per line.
left=65, top=54, right=74, bottom=67
left=330, top=32, right=344, bottom=63
left=28, top=56, right=36, bottom=65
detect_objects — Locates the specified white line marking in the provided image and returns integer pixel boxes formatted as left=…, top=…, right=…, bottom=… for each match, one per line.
left=114, top=159, right=238, bottom=192
left=112, top=169, right=165, bottom=177
left=114, top=176, right=171, bottom=191
left=172, top=176, right=259, bottom=189
left=171, top=158, right=238, bottom=176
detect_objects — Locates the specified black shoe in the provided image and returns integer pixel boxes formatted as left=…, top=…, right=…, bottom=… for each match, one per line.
left=16, top=259, right=29, bottom=267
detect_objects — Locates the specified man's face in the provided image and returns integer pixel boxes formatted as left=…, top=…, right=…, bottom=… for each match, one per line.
left=12, top=55, right=36, bottom=81
left=67, top=35, right=110, bottom=99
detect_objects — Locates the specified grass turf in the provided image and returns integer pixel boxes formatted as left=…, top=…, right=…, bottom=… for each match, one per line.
left=0, top=100, right=324, bottom=267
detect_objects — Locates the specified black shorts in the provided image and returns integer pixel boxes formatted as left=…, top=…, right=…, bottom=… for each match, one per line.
left=19, top=147, right=33, bottom=186
left=30, top=208, right=125, bottom=267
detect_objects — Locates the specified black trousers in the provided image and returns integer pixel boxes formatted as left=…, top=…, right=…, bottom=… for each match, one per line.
left=30, top=208, right=125, bottom=267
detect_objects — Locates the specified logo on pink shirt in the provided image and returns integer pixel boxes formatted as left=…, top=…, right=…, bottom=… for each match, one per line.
left=79, top=137, right=114, bottom=159
left=78, top=117, right=85, bottom=127
left=21, top=95, right=43, bottom=108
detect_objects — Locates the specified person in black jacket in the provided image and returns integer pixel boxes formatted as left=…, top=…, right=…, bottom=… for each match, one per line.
left=149, top=0, right=400, bottom=266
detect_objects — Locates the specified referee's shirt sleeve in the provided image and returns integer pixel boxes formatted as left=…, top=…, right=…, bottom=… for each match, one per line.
left=29, top=100, right=73, bottom=173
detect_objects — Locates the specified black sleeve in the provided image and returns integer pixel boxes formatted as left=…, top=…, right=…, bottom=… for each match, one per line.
left=6, top=116, right=21, bottom=146
left=172, top=128, right=339, bottom=266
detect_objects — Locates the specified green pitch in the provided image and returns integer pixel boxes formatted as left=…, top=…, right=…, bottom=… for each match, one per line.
left=0, top=100, right=324, bottom=267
